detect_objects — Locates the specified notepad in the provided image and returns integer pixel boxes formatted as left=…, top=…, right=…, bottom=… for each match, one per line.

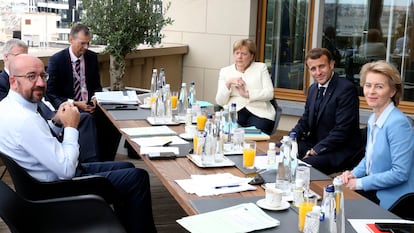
left=120, top=126, right=177, bottom=137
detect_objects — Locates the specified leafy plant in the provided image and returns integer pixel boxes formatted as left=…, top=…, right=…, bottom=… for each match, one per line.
left=82, top=0, right=173, bottom=90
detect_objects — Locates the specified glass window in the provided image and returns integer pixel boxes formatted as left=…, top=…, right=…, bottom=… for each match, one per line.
left=264, top=0, right=309, bottom=91
left=322, top=0, right=414, bottom=102
left=261, top=0, right=414, bottom=112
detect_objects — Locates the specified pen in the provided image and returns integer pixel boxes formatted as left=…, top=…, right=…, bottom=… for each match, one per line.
left=162, top=141, right=172, bottom=147
left=114, top=105, right=128, bottom=109
left=214, top=184, right=241, bottom=189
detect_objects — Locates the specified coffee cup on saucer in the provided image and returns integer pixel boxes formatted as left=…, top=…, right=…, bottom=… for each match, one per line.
left=265, top=187, right=283, bottom=207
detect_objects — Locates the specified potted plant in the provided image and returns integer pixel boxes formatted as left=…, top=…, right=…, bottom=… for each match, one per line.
left=81, top=0, right=173, bottom=90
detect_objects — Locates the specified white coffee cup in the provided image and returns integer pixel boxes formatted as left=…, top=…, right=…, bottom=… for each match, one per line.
left=265, top=187, right=283, bottom=207
left=185, top=125, right=197, bottom=137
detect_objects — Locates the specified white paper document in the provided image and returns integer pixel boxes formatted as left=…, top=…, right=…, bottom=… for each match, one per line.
left=175, top=173, right=256, bottom=196
left=177, top=203, right=280, bottom=233
left=139, top=146, right=180, bottom=155
left=95, top=90, right=139, bottom=104
left=348, top=219, right=414, bottom=233
left=120, top=126, right=177, bottom=137
left=131, top=135, right=189, bottom=147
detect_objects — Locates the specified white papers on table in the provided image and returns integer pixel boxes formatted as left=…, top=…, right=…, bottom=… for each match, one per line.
left=140, top=146, right=179, bottom=155
left=120, top=126, right=177, bottom=137
left=175, top=173, right=256, bottom=196
left=95, top=90, right=139, bottom=104
left=177, top=203, right=280, bottom=233
left=348, top=219, right=414, bottom=233
left=131, top=135, right=189, bottom=147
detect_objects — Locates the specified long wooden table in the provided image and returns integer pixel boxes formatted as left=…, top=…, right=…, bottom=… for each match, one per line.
left=100, top=106, right=362, bottom=215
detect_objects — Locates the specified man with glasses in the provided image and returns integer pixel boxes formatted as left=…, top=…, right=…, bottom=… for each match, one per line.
left=0, top=54, right=157, bottom=233
left=46, top=23, right=121, bottom=161
left=0, top=39, right=99, bottom=163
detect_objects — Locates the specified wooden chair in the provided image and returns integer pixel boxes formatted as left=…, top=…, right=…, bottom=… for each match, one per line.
left=0, top=179, right=126, bottom=233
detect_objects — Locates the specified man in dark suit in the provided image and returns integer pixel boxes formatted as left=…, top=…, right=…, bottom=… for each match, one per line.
left=1, top=39, right=99, bottom=163
left=291, top=48, right=363, bottom=174
left=46, top=23, right=121, bottom=161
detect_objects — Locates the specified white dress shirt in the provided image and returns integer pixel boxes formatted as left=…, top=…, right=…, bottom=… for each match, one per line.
left=0, top=90, right=79, bottom=181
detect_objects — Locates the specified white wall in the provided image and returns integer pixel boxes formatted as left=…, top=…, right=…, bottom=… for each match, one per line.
left=161, top=0, right=258, bottom=103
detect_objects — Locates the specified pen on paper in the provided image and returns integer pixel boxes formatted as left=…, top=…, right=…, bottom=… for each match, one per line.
left=215, top=184, right=241, bottom=189
left=162, top=141, right=172, bottom=147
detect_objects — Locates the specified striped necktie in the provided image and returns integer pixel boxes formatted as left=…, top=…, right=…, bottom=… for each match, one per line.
left=73, top=59, right=82, bottom=101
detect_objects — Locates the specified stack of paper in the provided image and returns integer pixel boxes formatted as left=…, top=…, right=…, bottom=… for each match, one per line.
left=120, top=125, right=177, bottom=137
left=243, top=126, right=270, bottom=141
left=177, top=203, right=280, bottom=233
left=175, top=173, right=256, bottom=196
left=95, top=90, right=139, bottom=104
left=132, top=135, right=189, bottom=156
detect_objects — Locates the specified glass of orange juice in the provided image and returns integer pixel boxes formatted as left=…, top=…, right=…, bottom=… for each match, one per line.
left=196, top=112, right=207, bottom=131
left=193, top=132, right=204, bottom=155
left=242, top=140, right=256, bottom=169
left=171, top=91, right=178, bottom=109
left=298, top=196, right=317, bottom=232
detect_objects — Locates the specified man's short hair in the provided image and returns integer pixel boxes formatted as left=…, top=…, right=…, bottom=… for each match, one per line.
left=2, top=39, right=28, bottom=55
left=70, top=23, right=92, bottom=39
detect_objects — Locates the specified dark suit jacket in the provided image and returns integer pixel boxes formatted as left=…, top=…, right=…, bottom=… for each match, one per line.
left=46, top=48, right=102, bottom=109
left=0, top=70, right=10, bottom=100
left=292, top=73, right=362, bottom=169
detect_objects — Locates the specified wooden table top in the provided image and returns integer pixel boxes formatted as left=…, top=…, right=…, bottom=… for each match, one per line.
left=100, top=107, right=362, bottom=215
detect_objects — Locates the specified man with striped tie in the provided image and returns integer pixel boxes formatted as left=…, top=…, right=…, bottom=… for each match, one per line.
left=46, top=23, right=121, bottom=161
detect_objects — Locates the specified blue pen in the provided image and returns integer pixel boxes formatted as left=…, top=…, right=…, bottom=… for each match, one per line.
left=214, top=184, right=241, bottom=189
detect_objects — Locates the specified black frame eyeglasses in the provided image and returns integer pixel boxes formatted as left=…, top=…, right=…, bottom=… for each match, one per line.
left=14, top=72, right=49, bottom=82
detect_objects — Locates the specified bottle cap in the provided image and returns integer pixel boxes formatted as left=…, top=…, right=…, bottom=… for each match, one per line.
left=268, top=142, right=275, bottom=150
left=207, top=114, right=213, bottom=119
left=215, top=111, right=221, bottom=118
left=325, top=184, right=334, bottom=193
left=289, top=131, right=297, bottom=139
left=181, top=83, right=186, bottom=87
left=333, top=177, right=343, bottom=186
left=186, top=108, right=192, bottom=114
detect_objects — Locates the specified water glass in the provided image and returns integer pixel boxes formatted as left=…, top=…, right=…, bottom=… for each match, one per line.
left=296, top=166, right=311, bottom=196
left=232, top=128, right=244, bottom=151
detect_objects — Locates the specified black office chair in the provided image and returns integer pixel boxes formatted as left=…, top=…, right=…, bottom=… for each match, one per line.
left=0, top=151, right=119, bottom=204
left=388, top=192, right=414, bottom=220
left=270, top=99, right=282, bottom=135
left=0, top=180, right=126, bottom=233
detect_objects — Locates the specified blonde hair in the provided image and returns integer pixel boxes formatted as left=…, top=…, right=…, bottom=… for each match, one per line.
left=233, top=39, right=256, bottom=58
left=359, top=60, right=402, bottom=106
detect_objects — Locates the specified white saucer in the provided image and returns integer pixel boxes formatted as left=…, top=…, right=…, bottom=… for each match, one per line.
left=256, top=199, right=290, bottom=211
left=179, top=133, right=194, bottom=140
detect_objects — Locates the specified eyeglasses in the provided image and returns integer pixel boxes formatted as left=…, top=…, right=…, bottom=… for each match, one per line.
left=14, top=72, right=49, bottom=82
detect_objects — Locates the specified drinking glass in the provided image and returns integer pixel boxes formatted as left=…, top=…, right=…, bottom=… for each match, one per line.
left=196, top=112, right=207, bottom=131
left=298, top=195, right=317, bottom=232
left=232, top=128, right=244, bottom=151
left=242, top=141, right=256, bottom=169
left=296, top=166, right=311, bottom=196
left=171, top=91, right=178, bottom=110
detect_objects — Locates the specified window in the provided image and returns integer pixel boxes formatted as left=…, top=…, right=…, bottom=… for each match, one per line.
left=260, top=0, right=414, bottom=113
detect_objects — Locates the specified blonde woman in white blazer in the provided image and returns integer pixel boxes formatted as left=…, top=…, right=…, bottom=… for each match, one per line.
left=215, top=39, right=275, bottom=135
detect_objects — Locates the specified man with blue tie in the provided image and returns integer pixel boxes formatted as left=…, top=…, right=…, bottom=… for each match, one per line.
left=0, top=39, right=99, bottom=162
left=290, top=48, right=363, bottom=174
left=46, top=23, right=121, bottom=161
